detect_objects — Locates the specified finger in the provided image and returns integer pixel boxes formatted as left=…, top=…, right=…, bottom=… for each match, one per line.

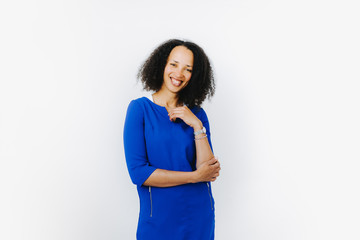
left=169, top=108, right=186, bottom=114
left=210, top=160, right=218, bottom=166
left=208, top=158, right=217, bottom=165
left=170, top=118, right=176, bottom=122
left=211, top=162, right=220, bottom=168
left=168, top=111, right=178, bottom=116
left=169, top=112, right=183, bottom=119
left=168, top=113, right=175, bottom=120
left=173, top=106, right=186, bottom=110
left=171, top=108, right=185, bottom=112
left=213, top=167, right=220, bottom=174
left=210, top=173, right=219, bottom=179
left=168, top=111, right=184, bottom=119
left=169, top=112, right=181, bottom=120
left=172, top=106, right=185, bottom=110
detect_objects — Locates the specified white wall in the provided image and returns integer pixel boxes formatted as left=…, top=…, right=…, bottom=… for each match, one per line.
left=1, top=0, right=359, bottom=239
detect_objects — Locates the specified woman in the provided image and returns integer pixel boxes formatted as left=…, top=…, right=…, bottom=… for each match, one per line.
left=123, top=39, right=220, bottom=240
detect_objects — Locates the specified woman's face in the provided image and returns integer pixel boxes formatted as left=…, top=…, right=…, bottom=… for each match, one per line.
left=162, top=46, right=194, bottom=94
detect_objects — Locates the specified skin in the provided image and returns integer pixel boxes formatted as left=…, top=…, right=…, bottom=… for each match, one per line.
left=143, top=46, right=221, bottom=187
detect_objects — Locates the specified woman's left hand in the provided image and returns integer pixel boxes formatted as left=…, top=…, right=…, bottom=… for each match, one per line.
left=168, top=106, right=202, bottom=130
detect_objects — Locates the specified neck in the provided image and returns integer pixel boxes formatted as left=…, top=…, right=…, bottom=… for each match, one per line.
left=152, top=89, right=180, bottom=108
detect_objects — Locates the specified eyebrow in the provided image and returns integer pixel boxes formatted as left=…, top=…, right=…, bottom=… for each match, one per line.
left=172, top=60, right=192, bottom=68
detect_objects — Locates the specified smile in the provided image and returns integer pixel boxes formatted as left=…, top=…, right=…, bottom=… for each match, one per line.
left=170, top=77, right=183, bottom=87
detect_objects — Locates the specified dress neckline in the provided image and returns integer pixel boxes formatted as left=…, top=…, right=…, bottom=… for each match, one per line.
left=143, top=96, right=170, bottom=117
left=144, top=94, right=185, bottom=109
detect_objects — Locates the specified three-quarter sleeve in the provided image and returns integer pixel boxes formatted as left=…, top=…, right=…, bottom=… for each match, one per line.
left=123, top=100, right=157, bottom=186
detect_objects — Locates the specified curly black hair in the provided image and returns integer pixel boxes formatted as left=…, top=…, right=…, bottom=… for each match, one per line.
left=137, top=39, right=215, bottom=108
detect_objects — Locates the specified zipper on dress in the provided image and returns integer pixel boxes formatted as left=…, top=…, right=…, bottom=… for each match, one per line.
left=207, top=182, right=214, bottom=211
left=149, top=186, right=153, bottom=217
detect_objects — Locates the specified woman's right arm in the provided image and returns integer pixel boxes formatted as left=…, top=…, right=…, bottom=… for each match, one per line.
left=143, top=157, right=219, bottom=187
left=124, top=100, right=219, bottom=188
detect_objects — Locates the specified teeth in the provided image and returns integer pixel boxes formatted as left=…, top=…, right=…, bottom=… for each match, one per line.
left=171, top=78, right=182, bottom=87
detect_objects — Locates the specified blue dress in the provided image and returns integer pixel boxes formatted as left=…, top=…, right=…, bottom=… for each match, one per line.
left=123, top=97, right=215, bottom=240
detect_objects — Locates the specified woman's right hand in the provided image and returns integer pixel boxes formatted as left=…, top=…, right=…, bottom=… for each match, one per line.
left=195, top=157, right=221, bottom=182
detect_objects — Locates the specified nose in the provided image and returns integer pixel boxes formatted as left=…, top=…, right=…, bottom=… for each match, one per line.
left=174, top=67, right=184, bottom=78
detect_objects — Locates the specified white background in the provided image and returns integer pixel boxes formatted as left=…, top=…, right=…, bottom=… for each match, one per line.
left=1, top=0, right=359, bottom=239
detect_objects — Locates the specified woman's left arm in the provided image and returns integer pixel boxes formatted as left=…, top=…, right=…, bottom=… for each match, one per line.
left=168, top=106, right=218, bottom=170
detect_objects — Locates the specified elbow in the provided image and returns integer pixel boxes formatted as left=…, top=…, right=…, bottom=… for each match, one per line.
left=129, top=174, right=146, bottom=186
left=128, top=167, right=157, bottom=186
left=130, top=177, right=141, bottom=186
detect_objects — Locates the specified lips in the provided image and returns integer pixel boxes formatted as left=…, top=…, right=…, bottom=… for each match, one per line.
left=170, top=77, right=183, bottom=87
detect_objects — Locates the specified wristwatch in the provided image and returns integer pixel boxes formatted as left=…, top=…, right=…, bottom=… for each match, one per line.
left=194, top=126, right=206, bottom=136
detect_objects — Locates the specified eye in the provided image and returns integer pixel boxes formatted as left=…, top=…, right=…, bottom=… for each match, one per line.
left=170, top=63, right=176, bottom=67
left=187, top=69, right=192, bottom=73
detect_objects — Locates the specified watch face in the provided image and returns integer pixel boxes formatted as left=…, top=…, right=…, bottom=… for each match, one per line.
left=194, top=127, right=206, bottom=135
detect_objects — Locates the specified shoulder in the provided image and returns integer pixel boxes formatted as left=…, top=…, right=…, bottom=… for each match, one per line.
left=127, top=97, right=150, bottom=109
left=190, top=105, right=208, bottom=120
left=129, top=96, right=149, bottom=104
left=126, top=97, right=151, bottom=115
